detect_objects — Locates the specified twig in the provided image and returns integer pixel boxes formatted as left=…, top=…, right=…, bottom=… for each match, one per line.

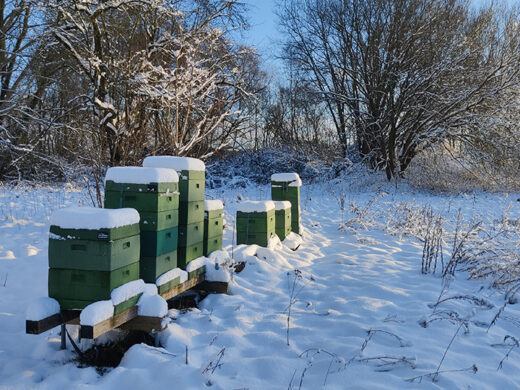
left=497, top=335, right=519, bottom=370
left=433, top=320, right=466, bottom=382
left=405, top=365, right=478, bottom=383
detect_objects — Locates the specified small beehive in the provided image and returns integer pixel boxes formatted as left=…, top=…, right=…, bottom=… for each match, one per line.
left=143, top=156, right=206, bottom=269
left=271, top=173, right=302, bottom=234
left=204, top=199, right=223, bottom=256
left=104, top=167, right=180, bottom=284
left=236, top=201, right=276, bottom=247
left=48, top=207, right=141, bottom=310
left=273, top=201, right=292, bottom=241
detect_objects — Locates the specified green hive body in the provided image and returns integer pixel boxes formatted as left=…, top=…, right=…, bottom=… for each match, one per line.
left=236, top=204, right=276, bottom=247
left=141, top=157, right=208, bottom=270
left=275, top=206, right=292, bottom=241
left=203, top=201, right=224, bottom=256
left=271, top=175, right=302, bottom=235
left=47, top=207, right=142, bottom=311
left=104, top=167, right=181, bottom=284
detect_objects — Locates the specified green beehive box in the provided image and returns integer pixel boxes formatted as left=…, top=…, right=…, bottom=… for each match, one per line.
left=276, top=226, right=292, bottom=241
left=157, top=276, right=180, bottom=295
left=236, top=214, right=275, bottom=233
left=236, top=231, right=275, bottom=247
left=48, top=261, right=140, bottom=310
left=274, top=203, right=292, bottom=241
left=49, top=234, right=140, bottom=272
left=141, top=226, right=178, bottom=257
left=204, top=208, right=223, bottom=220
left=178, top=242, right=203, bottom=269
left=105, top=190, right=179, bottom=213
left=188, top=264, right=206, bottom=280
left=178, top=221, right=204, bottom=247
left=140, top=209, right=179, bottom=232
left=105, top=180, right=178, bottom=194
left=140, top=250, right=177, bottom=283
left=271, top=183, right=300, bottom=201
left=204, top=216, right=223, bottom=239
left=178, top=177, right=205, bottom=202
left=204, top=235, right=222, bottom=256
left=179, top=201, right=204, bottom=225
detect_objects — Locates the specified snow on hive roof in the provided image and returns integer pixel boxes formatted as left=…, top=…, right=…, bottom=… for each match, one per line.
left=274, top=201, right=291, bottom=210
left=237, top=200, right=275, bottom=213
left=105, top=167, right=179, bottom=184
left=271, top=172, right=302, bottom=187
left=143, top=156, right=205, bottom=172
left=50, top=207, right=140, bottom=230
left=205, top=199, right=223, bottom=211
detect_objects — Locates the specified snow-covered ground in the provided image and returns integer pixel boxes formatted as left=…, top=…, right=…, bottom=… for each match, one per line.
left=1, top=179, right=519, bottom=389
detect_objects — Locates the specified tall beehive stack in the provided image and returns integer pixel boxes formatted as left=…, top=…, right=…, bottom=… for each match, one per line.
left=204, top=199, right=224, bottom=256
left=271, top=173, right=302, bottom=235
left=273, top=201, right=292, bottom=241
left=143, top=156, right=205, bottom=269
left=104, top=167, right=180, bottom=284
left=48, top=207, right=142, bottom=313
left=236, top=201, right=276, bottom=247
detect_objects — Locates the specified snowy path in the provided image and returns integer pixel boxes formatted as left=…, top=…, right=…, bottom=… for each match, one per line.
left=0, top=184, right=519, bottom=389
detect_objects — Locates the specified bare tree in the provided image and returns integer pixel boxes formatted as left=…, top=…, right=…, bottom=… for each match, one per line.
left=279, top=0, right=520, bottom=179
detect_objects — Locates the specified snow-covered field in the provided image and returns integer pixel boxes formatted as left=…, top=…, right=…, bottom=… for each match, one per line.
left=1, top=179, right=520, bottom=389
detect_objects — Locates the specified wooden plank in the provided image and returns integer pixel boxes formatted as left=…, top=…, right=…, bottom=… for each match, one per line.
left=26, top=310, right=81, bottom=335
left=198, top=281, right=229, bottom=294
left=160, top=273, right=206, bottom=302
left=119, top=316, right=166, bottom=332
left=80, top=306, right=138, bottom=339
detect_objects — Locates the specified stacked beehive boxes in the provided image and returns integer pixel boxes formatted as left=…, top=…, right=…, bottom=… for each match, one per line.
left=273, top=201, right=292, bottom=241
left=143, top=156, right=205, bottom=269
left=236, top=201, right=276, bottom=247
left=48, top=207, right=141, bottom=313
left=204, top=200, right=224, bottom=256
left=104, top=167, right=179, bottom=284
left=271, top=173, right=302, bottom=235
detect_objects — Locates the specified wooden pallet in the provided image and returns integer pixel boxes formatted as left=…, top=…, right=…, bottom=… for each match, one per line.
left=26, top=272, right=229, bottom=342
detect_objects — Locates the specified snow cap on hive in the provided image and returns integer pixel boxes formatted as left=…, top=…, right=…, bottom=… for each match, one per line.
left=205, top=199, right=223, bottom=211
left=143, top=156, right=205, bottom=172
left=105, top=166, right=178, bottom=184
left=273, top=201, right=291, bottom=210
left=271, top=172, right=302, bottom=187
left=50, top=207, right=140, bottom=230
left=237, top=200, right=275, bottom=213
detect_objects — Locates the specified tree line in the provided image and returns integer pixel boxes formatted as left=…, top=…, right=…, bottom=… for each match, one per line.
left=1, top=0, right=519, bottom=185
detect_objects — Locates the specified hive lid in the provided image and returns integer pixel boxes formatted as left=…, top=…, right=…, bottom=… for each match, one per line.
left=143, top=156, right=205, bottom=172
left=50, top=207, right=140, bottom=230
left=237, top=200, right=275, bottom=213
left=273, top=201, right=291, bottom=210
left=105, top=166, right=179, bottom=185
left=271, top=173, right=302, bottom=187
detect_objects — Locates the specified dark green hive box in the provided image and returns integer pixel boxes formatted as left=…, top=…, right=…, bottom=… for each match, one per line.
left=140, top=250, right=177, bottom=283
left=178, top=170, right=205, bottom=202
left=105, top=190, right=179, bottom=213
left=178, top=242, right=203, bottom=269
left=139, top=209, right=179, bottom=232
left=140, top=226, right=179, bottom=257
left=204, top=235, right=222, bottom=256
left=179, top=201, right=204, bottom=225
left=49, top=224, right=140, bottom=271
left=236, top=209, right=275, bottom=234
left=204, top=216, right=223, bottom=239
left=48, top=261, right=139, bottom=310
left=178, top=221, right=204, bottom=247
left=236, top=231, right=276, bottom=247
left=275, top=208, right=292, bottom=241
left=271, top=182, right=300, bottom=202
